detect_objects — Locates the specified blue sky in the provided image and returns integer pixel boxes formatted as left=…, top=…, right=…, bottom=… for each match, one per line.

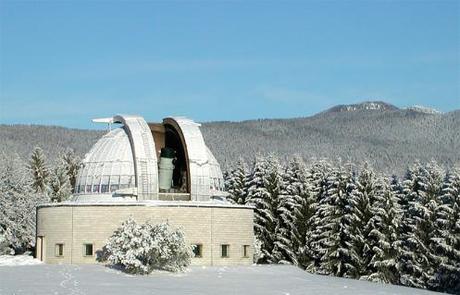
left=0, top=0, right=459, bottom=129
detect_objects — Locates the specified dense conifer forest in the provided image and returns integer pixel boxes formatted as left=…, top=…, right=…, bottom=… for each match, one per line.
left=225, top=156, right=460, bottom=293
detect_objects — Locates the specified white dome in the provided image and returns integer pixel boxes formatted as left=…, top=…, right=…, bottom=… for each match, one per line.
left=74, top=127, right=135, bottom=195
left=72, top=115, right=226, bottom=202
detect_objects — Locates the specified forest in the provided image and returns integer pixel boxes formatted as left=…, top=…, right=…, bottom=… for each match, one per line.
left=225, top=156, right=459, bottom=294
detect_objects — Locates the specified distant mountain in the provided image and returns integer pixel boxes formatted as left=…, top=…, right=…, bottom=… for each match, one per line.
left=1, top=101, right=459, bottom=175
left=201, top=102, right=459, bottom=174
left=323, top=101, right=399, bottom=113
left=405, top=105, right=442, bottom=114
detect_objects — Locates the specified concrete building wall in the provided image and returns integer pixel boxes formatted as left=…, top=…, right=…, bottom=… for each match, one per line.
left=36, top=205, right=254, bottom=266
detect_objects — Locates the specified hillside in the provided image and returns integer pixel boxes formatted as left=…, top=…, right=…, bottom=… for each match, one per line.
left=1, top=102, right=459, bottom=174
left=202, top=102, right=460, bottom=174
left=0, top=125, right=104, bottom=164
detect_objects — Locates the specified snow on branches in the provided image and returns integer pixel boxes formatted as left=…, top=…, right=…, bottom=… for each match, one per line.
left=224, top=157, right=459, bottom=293
left=0, top=153, right=48, bottom=254
left=98, top=218, right=193, bottom=274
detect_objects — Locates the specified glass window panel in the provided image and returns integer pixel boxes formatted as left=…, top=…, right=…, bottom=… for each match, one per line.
left=55, top=244, right=64, bottom=257
left=221, top=244, right=229, bottom=258
left=243, top=245, right=250, bottom=258
left=192, top=244, right=202, bottom=258
left=101, top=185, right=109, bottom=193
left=83, top=244, right=93, bottom=256
left=110, top=184, right=119, bottom=192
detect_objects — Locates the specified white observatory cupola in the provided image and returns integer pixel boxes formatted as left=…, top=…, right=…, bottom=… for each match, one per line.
left=73, top=115, right=225, bottom=202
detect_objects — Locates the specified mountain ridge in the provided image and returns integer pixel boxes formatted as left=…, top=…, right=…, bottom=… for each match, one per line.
left=322, top=101, right=399, bottom=114
left=1, top=101, right=458, bottom=175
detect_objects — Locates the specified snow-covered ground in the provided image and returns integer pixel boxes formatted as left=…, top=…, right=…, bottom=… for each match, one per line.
left=0, top=263, right=438, bottom=295
left=0, top=255, right=43, bottom=266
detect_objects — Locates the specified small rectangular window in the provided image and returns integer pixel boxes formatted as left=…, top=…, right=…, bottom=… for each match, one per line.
left=192, top=244, right=203, bottom=258
left=221, top=244, right=230, bottom=258
left=243, top=245, right=250, bottom=258
left=83, top=243, right=94, bottom=256
left=55, top=243, right=64, bottom=257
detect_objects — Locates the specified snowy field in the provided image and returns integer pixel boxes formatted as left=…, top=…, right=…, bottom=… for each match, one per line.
left=0, top=254, right=43, bottom=266
left=0, top=260, right=438, bottom=295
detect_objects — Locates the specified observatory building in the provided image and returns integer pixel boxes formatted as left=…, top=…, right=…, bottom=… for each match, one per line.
left=36, top=115, right=254, bottom=266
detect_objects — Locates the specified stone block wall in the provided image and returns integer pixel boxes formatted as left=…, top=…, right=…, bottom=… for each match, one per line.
left=36, top=204, right=254, bottom=266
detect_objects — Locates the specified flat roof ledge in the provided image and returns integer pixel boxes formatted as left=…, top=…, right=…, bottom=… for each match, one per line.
left=37, top=200, right=254, bottom=210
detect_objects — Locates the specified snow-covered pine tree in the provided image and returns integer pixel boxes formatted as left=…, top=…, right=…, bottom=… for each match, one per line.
left=366, top=176, right=403, bottom=284
left=312, top=161, right=356, bottom=277
left=247, top=155, right=283, bottom=264
left=225, top=158, right=249, bottom=205
left=0, top=227, right=13, bottom=255
left=399, top=161, right=445, bottom=289
left=291, top=158, right=317, bottom=268
left=48, top=164, right=72, bottom=202
left=272, top=163, right=292, bottom=264
left=431, top=167, right=460, bottom=293
left=60, top=148, right=80, bottom=191
left=306, top=159, right=333, bottom=272
left=346, top=163, right=379, bottom=279
left=28, top=147, right=50, bottom=193
left=309, top=159, right=333, bottom=204
left=0, top=153, right=48, bottom=254
left=278, top=156, right=316, bottom=268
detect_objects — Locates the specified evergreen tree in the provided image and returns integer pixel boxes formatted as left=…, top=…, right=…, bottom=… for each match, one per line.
left=48, top=164, right=72, bottom=202
left=346, top=163, right=379, bottom=279
left=225, top=158, right=249, bottom=205
left=247, top=156, right=283, bottom=263
left=275, top=156, right=312, bottom=265
left=312, top=162, right=356, bottom=277
left=60, top=148, right=80, bottom=191
left=28, top=147, right=49, bottom=193
left=399, top=161, right=444, bottom=289
left=432, top=168, right=460, bottom=293
left=0, top=153, right=48, bottom=254
left=282, top=157, right=317, bottom=268
left=306, top=159, right=333, bottom=272
left=366, top=177, right=403, bottom=284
